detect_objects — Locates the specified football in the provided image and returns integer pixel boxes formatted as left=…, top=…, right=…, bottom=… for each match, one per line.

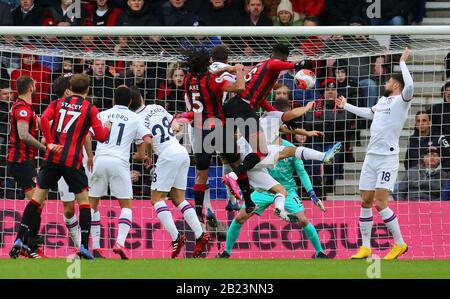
left=294, top=69, right=316, bottom=90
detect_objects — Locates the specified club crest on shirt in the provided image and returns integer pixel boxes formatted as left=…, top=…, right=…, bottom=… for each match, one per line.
left=19, top=110, right=28, bottom=117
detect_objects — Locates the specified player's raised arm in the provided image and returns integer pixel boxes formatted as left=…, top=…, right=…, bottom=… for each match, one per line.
left=336, top=96, right=375, bottom=120
left=400, top=48, right=414, bottom=102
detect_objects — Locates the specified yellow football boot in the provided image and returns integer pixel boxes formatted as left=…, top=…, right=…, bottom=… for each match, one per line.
left=383, top=243, right=408, bottom=260
left=350, top=246, right=372, bottom=259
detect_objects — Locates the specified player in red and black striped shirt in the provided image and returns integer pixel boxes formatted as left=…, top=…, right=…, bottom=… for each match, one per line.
left=6, top=76, right=48, bottom=258
left=222, top=43, right=313, bottom=199
left=183, top=48, right=248, bottom=222
left=10, top=74, right=111, bottom=260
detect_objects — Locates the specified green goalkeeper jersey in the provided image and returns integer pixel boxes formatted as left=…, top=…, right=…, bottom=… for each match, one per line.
left=266, top=139, right=313, bottom=193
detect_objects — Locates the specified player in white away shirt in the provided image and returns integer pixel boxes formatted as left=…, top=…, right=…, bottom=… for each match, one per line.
left=336, top=48, right=413, bottom=260
left=129, top=86, right=209, bottom=259
left=89, top=86, right=152, bottom=259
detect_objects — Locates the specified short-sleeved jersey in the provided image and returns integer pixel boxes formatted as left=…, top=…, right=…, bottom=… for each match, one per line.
left=7, top=99, right=38, bottom=163
left=240, top=58, right=295, bottom=110
left=41, top=95, right=104, bottom=169
left=260, top=111, right=285, bottom=146
left=367, top=95, right=411, bottom=155
left=184, top=72, right=227, bottom=129
left=136, top=104, right=178, bottom=156
left=95, top=105, right=152, bottom=163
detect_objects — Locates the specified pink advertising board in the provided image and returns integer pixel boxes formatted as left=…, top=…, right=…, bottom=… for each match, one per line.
left=1, top=200, right=449, bottom=259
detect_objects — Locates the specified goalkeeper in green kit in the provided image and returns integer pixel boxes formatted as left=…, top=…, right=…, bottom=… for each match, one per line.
left=220, top=138, right=328, bottom=259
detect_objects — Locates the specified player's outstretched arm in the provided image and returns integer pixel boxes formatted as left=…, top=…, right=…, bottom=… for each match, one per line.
left=90, top=106, right=111, bottom=142
left=281, top=101, right=315, bottom=122
left=400, top=48, right=414, bottom=102
left=336, top=96, right=374, bottom=120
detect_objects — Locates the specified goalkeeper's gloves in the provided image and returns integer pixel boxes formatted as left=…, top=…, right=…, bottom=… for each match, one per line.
left=308, top=190, right=326, bottom=212
left=295, top=60, right=314, bottom=71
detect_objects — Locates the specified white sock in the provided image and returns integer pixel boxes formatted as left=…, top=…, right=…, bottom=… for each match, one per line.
left=178, top=200, right=203, bottom=239
left=117, top=208, right=132, bottom=246
left=379, top=207, right=405, bottom=245
left=274, top=193, right=286, bottom=211
left=203, top=184, right=213, bottom=211
left=91, top=209, right=101, bottom=250
left=64, top=214, right=80, bottom=248
left=359, top=207, right=373, bottom=248
left=295, top=146, right=325, bottom=161
left=154, top=201, right=179, bottom=241
left=223, top=164, right=237, bottom=204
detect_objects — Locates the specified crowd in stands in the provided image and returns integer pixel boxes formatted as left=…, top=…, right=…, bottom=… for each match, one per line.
left=0, top=0, right=449, bottom=201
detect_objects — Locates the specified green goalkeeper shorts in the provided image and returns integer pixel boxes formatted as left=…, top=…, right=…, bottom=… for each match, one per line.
left=244, top=189, right=305, bottom=215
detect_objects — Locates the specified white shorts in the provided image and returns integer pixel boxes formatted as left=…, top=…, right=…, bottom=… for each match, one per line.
left=238, top=137, right=284, bottom=170
left=248, top=168, right=280, bottom=193
left=58, top=167, right=92, bottom=202
left=89, top=156, right=133, bottom=199
left=151, top=144, right=190, bottom=192
left=359, top=154, right=399, bottom=192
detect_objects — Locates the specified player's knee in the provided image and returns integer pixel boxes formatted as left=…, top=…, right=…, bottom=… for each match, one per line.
left=195, top=170, right=209, bottom=184
left=298, top=217, right=309, bottom=227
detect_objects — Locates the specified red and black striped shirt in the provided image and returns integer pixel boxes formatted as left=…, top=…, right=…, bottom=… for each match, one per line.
left=7, top=99, right=38, bottom=163
left=40, top=95, right=109, bottom=169
left=184, top=73, right=227, bottom=129
left=240, top=58, right=296, bottom=111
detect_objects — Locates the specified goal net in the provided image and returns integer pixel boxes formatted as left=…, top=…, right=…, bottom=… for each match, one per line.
left=0, top=26, right=449, bottom=259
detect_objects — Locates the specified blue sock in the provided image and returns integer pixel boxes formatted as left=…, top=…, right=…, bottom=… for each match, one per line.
left=225, top=219, right=242, bottom=255
left=304, top=222, right=323, bottom=255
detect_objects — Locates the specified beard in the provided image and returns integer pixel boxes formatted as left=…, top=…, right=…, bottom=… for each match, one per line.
left=383, top=87, right=393, bottom=97
left=31, top=90, right=36, bottom=99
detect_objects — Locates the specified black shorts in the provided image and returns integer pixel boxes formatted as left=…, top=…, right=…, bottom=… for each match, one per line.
left=191, top=126, right=240, bottom=170
left=7, top=161, right=37, bottom=193
left=37, top=162, right=88, bottom=194
left=223, top=96, right=260, bottom=140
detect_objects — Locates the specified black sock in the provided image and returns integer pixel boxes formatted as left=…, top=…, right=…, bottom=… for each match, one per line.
left=30, top=208, right=42, bottom=238
left=234, top=153, right=261, bottom=177
left=237, top=174, right=255, bottom=208
left=16, top=200, right=40, bottom=243
left=79, top=205, right=91, bottom=249
left=193, top=184, right=205, bottom=221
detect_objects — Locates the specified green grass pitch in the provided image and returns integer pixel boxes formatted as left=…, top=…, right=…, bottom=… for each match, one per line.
left=1, top=259, right=450, bottom=279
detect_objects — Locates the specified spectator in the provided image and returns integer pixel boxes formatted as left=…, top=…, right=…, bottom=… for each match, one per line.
left=240, top=0, right=272, bottom=26
left=92, top=0, right=122, bottom=26
left=405, top=111, right=441, bottom=171
left=272, top=0, right=302, bottom=27
left=161, top=0, right=198, bottom=26
left=117, top=60, right=157, bottom=104
left=292, top=0, right=325, bottom=18
left=442, top=179, right=450, bottom=201
left=334, top=61, right=357, bottom=162
left=278, top=69, right=319, bottom=107
left=430, top=82, right=450, bottom=137
left=0, top=1, right=14, bottom=25
left=302, top=79, right=348, bottom=195
left=117, top=0, right=161, bottom=26
left=10, top=51, right=52, bottom=112
left=86, top=59, right=115, bottom=110
left=37, top=18, right=63, bottom=72
left=411, top=0, right=426, bottom=25
left=323, top=0, right=365, bottom=25
left=369, top=0, right=409, bottom=26
left=1, top=60, right=10, bottom=86
left=397, top=147, right=448, bottom=201
left=1, top=0, right=19, bottom=9
left=0, top=81, right=13, bottom=194
left=156, top=62, right=185, bottom=114
left=199, top=0, right=240, bottom=26
left=298, top=16, right=326, bottom=80
left=12, top=0, right=44, bottom=26
left=47, top=0, right=87, bottom=26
